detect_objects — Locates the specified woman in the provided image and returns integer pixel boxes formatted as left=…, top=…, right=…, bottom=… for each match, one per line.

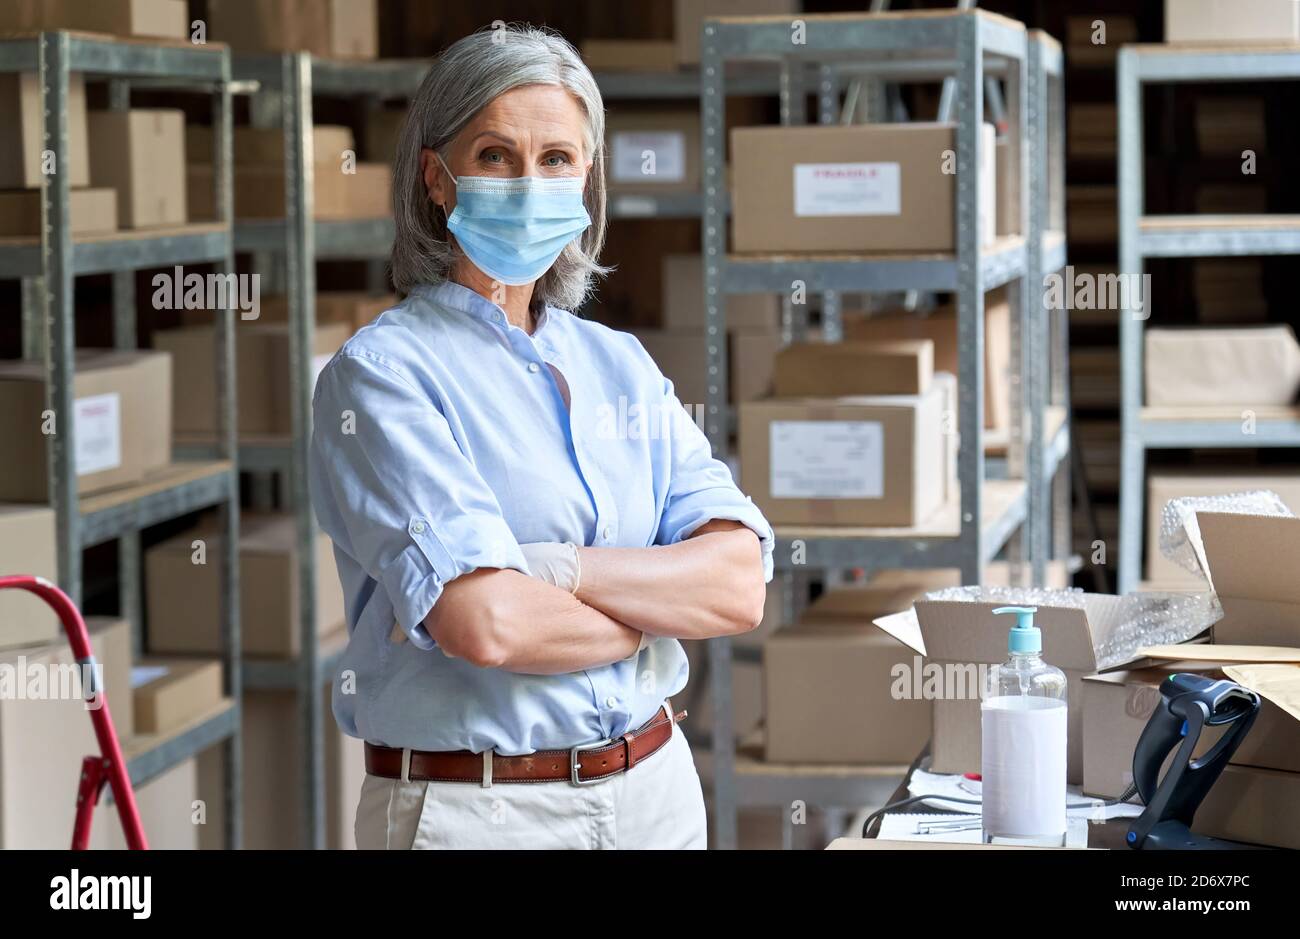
left=310, top=25, right=773, bottom=851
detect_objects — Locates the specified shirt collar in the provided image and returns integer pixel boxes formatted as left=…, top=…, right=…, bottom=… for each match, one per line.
left=415, top=280, right=554, bottom=336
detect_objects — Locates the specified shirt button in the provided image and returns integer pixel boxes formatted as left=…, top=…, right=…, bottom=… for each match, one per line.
left=527, top=362, right=540, bottom=373
left=411, top=521, right=426, bottom=534
left=605, top=696, right=617, bottom=709
left=602, top=526, right=612, bottom=541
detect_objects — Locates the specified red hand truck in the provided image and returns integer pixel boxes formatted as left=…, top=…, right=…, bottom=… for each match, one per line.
left=0, top=574, right=148, bottom=849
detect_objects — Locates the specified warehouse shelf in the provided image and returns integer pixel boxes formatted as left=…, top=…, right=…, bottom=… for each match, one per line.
left=1136, top=214, right=1300, bottom=257
left=723, top=235, right=1027, bottom=293
left=0, top=222, right=231, bottom=278
left=123, top=699, right=238, bottom=789
left=733, top=743, right=907, bottom=808
left=0, top=31, right=243, bottom=847
left=174, top=434, right=294, bottom=473
left=241, top=626, right=349, bottom=691
left=233, top=217, right=395, bottom=258
left=1116, top=43, right=1300, bottom=593
left=594, top=63, right=784, bottom=100
left=771, top=479, right=1028, bottom=571
left=698, top=10, right=1061, bottom=850
left=607, top=191, right=707, bottom=219
left=78, top=460, right=235, bottom=548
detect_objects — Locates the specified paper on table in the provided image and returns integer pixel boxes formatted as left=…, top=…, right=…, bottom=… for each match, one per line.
left=877, top=812, right=1092, bottom=847
left=906, top=766, right=1143, bottom=821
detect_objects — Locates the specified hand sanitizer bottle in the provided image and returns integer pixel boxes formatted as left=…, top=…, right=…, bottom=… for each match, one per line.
left=981, top=606, right=1068, bottom=846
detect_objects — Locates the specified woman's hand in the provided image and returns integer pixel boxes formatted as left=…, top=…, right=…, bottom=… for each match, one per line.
left=573, top=519, right=766, bottom=641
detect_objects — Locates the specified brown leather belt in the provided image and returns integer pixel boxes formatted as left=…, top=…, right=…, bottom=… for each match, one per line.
left=364, top=704, right=686, bottom=786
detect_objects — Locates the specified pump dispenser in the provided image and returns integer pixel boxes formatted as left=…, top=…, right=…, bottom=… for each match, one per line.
left=980, top=606, right=1068, bottom=846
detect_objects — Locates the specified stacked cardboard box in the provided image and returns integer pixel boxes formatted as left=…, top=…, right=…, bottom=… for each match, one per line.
left=0, top=350, right=172, bottom=501
left=673, top=0, right=800, bottom=65
left=1065, top=14, right=1136, bottom=68
left=88, top=110, right=187, bottom=229
left=153, top=320, right=351, bottom=439
left=633, top=254, right=782, bottom=409
left=1068, top=103, right=1116, bottom=159
left=0, top=506, right=60, bottom=650
left=841, top=290, right=1013, bottom=433
left=1066, top=185, right=1116, bottom=244
left=1195, top=184, right=1268, bottom=215
left=581, top=40, right=677, bottom=72
left=0, top=72, right=115, bottom=237
left=1165, top=0, right=1300, bottom=43
left=1195, top=98, right=1267, bottom=157
left=764, top=583, right=935, bottom=763
left=0, top=619, right=134, bottom=848
left=730, top=122, right=997, bottom=254
left=739, top=342, right=957, bottom=528
left=205, top=0, right=378, bottom=58
left=606, top=110, right=700, bottom=195
left=1192, top=259, right=1268, bottom=323
left=363, top=109, right=408, bottom=164
left=133, top=658, right=224, bottom=735
left=0, top=0, right=188, bottom=39
left=196, top=687, right=364, bottom=849
left=187, top=124, right=390, bottom=222
left=1144, top=326, right=1300, bottom=408
left=144, top=512, right=346, bottom=658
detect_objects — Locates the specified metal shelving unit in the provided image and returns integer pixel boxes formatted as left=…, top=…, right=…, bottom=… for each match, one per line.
left=212, top=52, right=425, bottom=849
left=700, top=9, right=1051, bottom=850
left=0, top=32, right=242, bottom=844
left=1116, top=43, right=1300, bottom=593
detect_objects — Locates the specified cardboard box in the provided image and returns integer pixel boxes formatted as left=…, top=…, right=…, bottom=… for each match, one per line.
left=363, top=108, right=407, bottom=164
left=196, top=683, right=364, bottom=849
left=995, top=137, right=1020, bottom=235
left=606, top=110, right=699, bottom=193
left=874, top=595, right=1144, bottom=782
left=1145, top=327, right=1300, bottom=408
left=145, top=513, right=345, bottom=658
left=1146, top=472, right=1300, bottom=587
left=0, top=618, right=132, bottom=848
left=843, top=292, right=1011, bottom=432
left=865, top=560, right=1073, bottom=593
left=87, top=109, right=187, bottom=229
left=206, top=0, right=378, bottom=58
left=1195, top=98, right=1266, bottom=156
left=153, top=320, right=351, bottom=437
left=773, top=340, right=934, bottom=398
left=730, top=331, right=781, bottom=404
left=98, top=757, right=199, bottom=850
left=185, top=125, right=356, bottom=166
left=1193, top=259, right=1267, bottom=323
left=0, top=0, right=188, bottom=39
left=739, top=374, right=955, bottom=528
left=581, top=39, right=678, bottom=72
left=1066, top=185, right=1116, bottom=244
left=730, top=122, right=996, bottom=254
left=1198, top=763, right=1300, bottom=849
left=674, top=0, right=799, bottom=65
left=1197, top=512, right=1300, bottom=646
left=0, top=72, right=89, bottom=190
left=256, top=292, right=395, bottom=333
left=187, top=162, right=391, bottom=221
left=1066, top=14, right=1137, bottom=67
left=0, top=506, right=59, bottom=649
left=1165, top=0, right=1300, bottom=43
left=764, top=620, right=933, bottom=764
left=633, top=329, right=708, bottom=407
left=0, top=350, right=171, bottom=502
left=131, top=658, right=222, bottom=736
left=661, top=254, right=779, bottom=334
left=0, top=188, right=117, bottom=238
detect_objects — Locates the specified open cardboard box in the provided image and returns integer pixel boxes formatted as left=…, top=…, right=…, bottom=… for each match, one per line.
left=1195, top=512, right=1300, bottom=647
left=874, top=594, right=1145, bottom=783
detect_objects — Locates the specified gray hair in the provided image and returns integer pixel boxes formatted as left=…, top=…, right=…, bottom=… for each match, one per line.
left=390, top=24, right=610, bottom=310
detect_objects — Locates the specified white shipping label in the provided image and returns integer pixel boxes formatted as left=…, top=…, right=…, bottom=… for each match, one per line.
left=610, top=131, right=687, bottom=184
left=769, top=421, right=884, bottom=500
left=74, top=392, right=122, bottom=477
left=793, top=162, right=901, bottom=217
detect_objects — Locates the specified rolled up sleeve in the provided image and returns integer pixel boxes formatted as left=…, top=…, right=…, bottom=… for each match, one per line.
left=310, top=349, right=527, bottom=649
left=653, top=377, right=775, bottom=582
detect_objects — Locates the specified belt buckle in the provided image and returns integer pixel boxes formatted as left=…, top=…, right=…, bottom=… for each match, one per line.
left=569, top=737, right=614, bottom=786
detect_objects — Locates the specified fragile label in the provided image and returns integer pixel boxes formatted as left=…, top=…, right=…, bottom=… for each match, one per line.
left=610, top=130, right=687, bottom=184
left=769, top=421, right=884, bottom=499
left=74, top=392, right=122, bottom=477
left=793, top=162, right=901, bottom=217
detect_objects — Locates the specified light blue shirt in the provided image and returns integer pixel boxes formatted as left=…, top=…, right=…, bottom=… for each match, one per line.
left=310, top=281, right=774, bottom=755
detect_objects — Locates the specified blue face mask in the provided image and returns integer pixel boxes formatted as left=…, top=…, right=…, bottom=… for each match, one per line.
left=437, top=153, right=592, bottom=287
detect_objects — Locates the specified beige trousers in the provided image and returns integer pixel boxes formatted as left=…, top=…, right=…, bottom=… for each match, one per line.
left=354, top=714, right=708, bottom=850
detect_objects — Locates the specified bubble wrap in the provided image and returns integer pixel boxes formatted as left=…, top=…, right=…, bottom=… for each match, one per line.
left=1158, top=490, right=1294, bottom=580
left=920, top=585, right=1220, bottom=671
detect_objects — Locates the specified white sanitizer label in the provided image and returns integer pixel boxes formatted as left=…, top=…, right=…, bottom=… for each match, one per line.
left=981, top=696, right=1068, bottom=839
left=74, top=392, right=123, bottom=476
left=769, top=420, right=884, bottom=499
left=793, top=162, right=901, bottom=217
left=610, top=131, right=686, bottom=184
